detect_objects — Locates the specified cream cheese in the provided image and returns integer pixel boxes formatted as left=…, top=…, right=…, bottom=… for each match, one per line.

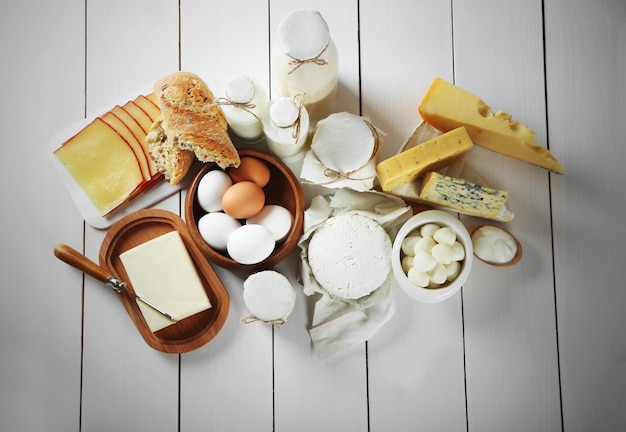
left=471, top=226, right=517, bottom=264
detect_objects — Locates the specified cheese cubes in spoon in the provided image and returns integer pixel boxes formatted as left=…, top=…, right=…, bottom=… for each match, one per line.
left=400, top=222, right=465, bottom=288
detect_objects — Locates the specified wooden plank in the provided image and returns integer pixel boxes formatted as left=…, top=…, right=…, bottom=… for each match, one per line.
left=361, top=1, right=468, bottom=430
left=453, top=1, right=561, bottom=431
left=270, top=2, right=369, bottom=431
left=80, top=1, right=181, bottom=430
left=177, top=1, right=274, bottom=431
left=0, top=0, right=84, bottom=430
left=546, top=0, right=626, bottom=430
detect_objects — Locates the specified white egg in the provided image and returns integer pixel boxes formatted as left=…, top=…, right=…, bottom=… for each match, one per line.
left=197, top=212, right=241, bottom=250
left=246, top=205, right=293, bottom=242
left=197, top=170, right=233, bottom=212
left=227, top=224, right=276, bottom=265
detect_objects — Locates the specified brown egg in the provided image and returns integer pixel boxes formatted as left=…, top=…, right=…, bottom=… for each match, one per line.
left=227, top=157, right=271, bottom=187
left=222, top=181, right=265, bottom=219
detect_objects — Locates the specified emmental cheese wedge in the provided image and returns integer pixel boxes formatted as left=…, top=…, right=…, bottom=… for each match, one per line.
left=418, top=77, right=565, bottom=173
left=419, top=171, right=514, bottom=221
left=53, top=118, right=144, bottom=216
left=376, top=126, right=473, bottom=191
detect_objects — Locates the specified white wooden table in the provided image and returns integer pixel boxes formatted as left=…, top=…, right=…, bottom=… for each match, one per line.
left=2, top=1, right=625, bottom=431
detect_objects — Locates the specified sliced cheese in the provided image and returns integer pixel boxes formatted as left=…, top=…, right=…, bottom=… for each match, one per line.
left=376, top=126, right=473, bottom=191
left=122, top=100, right=153, bottom=133
left=307, top=213, right=392, bottom=300
left=133, top=95, right=161, bottom=121
left=119, top=231, right=211, bottom=332
left=419, top=171, right=514, bottom=221
left=99, top=111, right=151, bottom=181
left=53, top=118, right=144, bottom=216
left=418, top=77, right=565, bottom=173
left=111, top=105, right=159, bottom=178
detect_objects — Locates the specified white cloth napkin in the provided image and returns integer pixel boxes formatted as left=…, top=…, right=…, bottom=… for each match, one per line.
left=298, top=188, right=412, bottom=359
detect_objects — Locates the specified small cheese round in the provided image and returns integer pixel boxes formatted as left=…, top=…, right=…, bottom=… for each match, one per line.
left=243, top=270, right=296, bottom=322
left=307, top=213, right=391, bottom=299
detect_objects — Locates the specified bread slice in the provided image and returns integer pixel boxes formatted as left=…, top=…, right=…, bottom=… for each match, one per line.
left=146, top=71, right=240, bottom=184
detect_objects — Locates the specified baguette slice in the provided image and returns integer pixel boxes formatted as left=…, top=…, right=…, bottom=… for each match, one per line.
left=147, top=71, right=240, bottom=184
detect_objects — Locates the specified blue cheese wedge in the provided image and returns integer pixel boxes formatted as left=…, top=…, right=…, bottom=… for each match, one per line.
left=419, top=171, right=513, bottom=221
left=307, top=213, right=392, bottom=300
left=119, top=231, right=211, bottom=332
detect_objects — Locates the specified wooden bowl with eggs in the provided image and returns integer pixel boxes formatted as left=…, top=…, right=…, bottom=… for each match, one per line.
left=185, top=148, right=305, bottom=272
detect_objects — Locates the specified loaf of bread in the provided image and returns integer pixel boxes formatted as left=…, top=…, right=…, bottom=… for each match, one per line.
left=146, top=71, right=240, bottom=184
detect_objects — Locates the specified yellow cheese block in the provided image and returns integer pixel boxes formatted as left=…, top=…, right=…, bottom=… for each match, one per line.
left=133, top=95, right=160, bottom=122
left=418, top=77, right=565, bottom=173
left=122, top=101, right=153, bottom=133
left=119, top=231, right=211, bottom=333
left=419, top=171, right=514, bottom=221
left=53, top=118, right=144, bottom=216
left=376, top=126, right=473, bottom=191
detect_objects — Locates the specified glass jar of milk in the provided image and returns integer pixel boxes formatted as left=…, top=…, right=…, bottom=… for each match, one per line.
left=262, top=96, right=310, bottom=162
left=219, top=75, right=268, bottom=143
left=272, top=10, right=338, bottom=121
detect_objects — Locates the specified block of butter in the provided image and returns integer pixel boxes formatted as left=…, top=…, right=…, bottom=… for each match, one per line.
left=119, top=231, right=211, bottom=332
left=418, top=77, right=565, bottom=173
left=376, top=126, right=473, bottom=191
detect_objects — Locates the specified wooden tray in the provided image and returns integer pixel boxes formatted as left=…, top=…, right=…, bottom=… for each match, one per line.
left=99, top=208, right=229, bottom=353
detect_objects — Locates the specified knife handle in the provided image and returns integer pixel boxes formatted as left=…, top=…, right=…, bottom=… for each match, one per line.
left=54, top=243, right=110, bottom=284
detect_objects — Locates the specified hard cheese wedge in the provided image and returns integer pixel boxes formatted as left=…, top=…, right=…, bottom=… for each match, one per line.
left=53, top=118, right=144, bottom=216
left=419, top=171, right=514, bottom=221
left=119, top=231, right=211, bottom=332
left=418, top=77, right=565, bottom=173
left=376, top=126, right=473, bottom=191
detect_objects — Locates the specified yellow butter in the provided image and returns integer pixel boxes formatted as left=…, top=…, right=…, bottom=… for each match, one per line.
left=376, top=126, right=473, bottom=191
left=119, top=231, right=211, bottom=332
left=419, top=171, right=513, bottom=221
left=418, top=78, right=565, bottom=173
left=53, top=118, right=144, bottom=215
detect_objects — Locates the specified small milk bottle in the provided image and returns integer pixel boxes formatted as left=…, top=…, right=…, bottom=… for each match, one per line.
left=219, top=75, right=268, bottom=142
left=272, top=10, right=338, bottom=121
left=262, top=96, right=310, bottom=162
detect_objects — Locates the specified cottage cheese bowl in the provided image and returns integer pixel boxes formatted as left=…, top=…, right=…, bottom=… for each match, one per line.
left=392, top=210, right=473, bottom=303
left=185, top=149, right=305, bottom=272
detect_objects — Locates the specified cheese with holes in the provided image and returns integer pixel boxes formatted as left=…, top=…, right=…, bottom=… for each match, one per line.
left=53, top=118, right=144, bottom=215
left=307, top=213, right=392, bottom=300
left=376, top=126, right=473, bottom=191
left=418, top=77, right=565, bottom=173
left=119, top=231, right=211, bottom=332
left=419, top=171, right=514, bottom=221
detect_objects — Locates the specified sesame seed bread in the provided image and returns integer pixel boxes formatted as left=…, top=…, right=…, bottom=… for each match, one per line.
left=146, top=71, right=240, bottom=184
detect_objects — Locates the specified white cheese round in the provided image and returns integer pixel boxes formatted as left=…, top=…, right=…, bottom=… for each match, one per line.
left=307, top=213, right=391, bottom=299
left=243, top=270, right=296, bottom=323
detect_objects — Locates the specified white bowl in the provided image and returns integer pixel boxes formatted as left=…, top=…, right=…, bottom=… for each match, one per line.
left=391, top=210, right=473, bottom=303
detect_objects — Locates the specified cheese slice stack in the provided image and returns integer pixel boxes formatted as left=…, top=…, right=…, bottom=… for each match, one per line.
left=419, top=171, right=513, bottom=221
left=418, top=77, right=565, bottom=173
left=119, top=231, right=211, bottom=332
left=376, top=126, right=473, bottom=191
left=54, top=93, right=163, bottom=216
